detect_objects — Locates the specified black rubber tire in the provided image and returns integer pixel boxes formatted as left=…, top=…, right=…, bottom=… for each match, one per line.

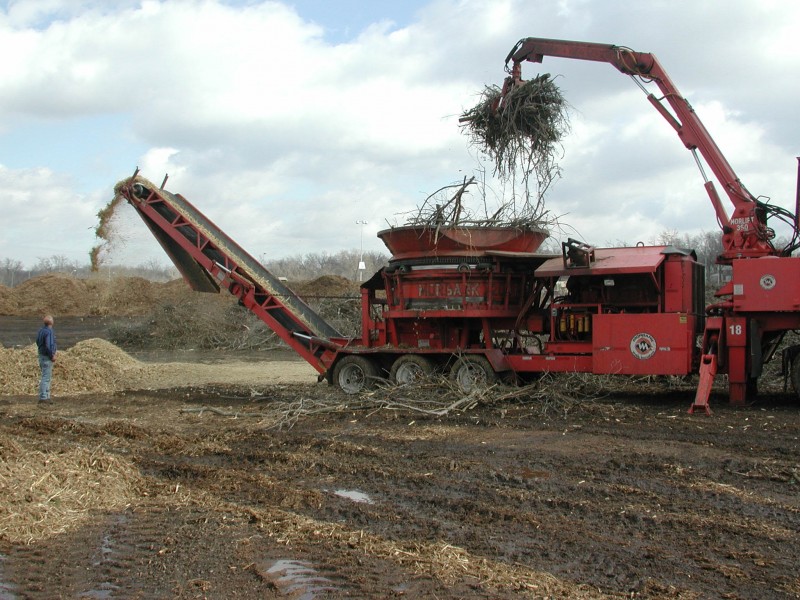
left=390, top=355, right=435, bottom=385
left=791, top=357, right=800, bottom=398
left=333, top=355, right=380, bottom=394
left=450, top=355, right=497, bottom=393
left=746, top=376, right=759, bottom=399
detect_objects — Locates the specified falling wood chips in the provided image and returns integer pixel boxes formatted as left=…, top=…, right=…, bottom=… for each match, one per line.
left=90, top=195, right=124, bottom=272
left=459, top=74, right=569, bottom=180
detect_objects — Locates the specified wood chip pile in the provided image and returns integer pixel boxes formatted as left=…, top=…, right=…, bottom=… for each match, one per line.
left=0, top=339, right=145, bottom=395
left=290, top=275, right=360, bottom=298
left=1, top=274, right=361, bottom=318
left=0, top=274, right=231, bottom=317
left=0, top=435, right=143, bottom=543
left=3, top=275, right=90, bottom=316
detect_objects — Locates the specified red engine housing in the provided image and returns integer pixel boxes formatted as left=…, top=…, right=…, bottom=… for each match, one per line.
left=359, top=228, right=704, bottom=380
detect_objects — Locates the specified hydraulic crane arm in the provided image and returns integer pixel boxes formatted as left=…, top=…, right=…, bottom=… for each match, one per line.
left=503, top=37, right=784, bottom=260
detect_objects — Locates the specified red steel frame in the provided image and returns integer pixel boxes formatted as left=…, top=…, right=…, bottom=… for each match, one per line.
left=504, top=37, right=775, bottom=261
left=503, top=37, right=800, bottom=411
left=116, top=173, right=344, bottom=374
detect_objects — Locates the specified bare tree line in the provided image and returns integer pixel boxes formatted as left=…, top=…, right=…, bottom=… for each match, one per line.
left=0, top=256, right=178, bottom=287
left=4, top=229, right=786, bottom=290
left=0, top=250, right=390, bottom=288
left=261, top=249, right=389, bottom=282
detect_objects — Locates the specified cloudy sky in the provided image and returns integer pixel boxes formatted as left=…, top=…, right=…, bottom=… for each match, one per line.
left=1, top=0, right=798, bottom=269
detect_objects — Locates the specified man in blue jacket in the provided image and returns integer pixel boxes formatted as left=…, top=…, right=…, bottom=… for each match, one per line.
left=36, top=315, right=57, bottom=403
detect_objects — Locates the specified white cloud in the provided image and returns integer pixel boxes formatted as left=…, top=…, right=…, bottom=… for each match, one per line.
left=0, top=165, right=99, bottom=263
left=0, top=0, right=799, bottom=268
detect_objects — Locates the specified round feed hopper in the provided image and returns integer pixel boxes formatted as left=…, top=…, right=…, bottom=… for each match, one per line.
left=377, top=225, right=548, bottom=261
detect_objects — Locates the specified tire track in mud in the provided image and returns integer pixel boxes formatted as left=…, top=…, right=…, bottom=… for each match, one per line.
left=139, top=426, right=648, bottom=592
left=1, top=388, right=798, bottom=598
left=4, top=509, right=158, bottom=598
left=204, top=413, right=799, bottom=598
left=126, top=426, right=593, bottom=598
left=2, top=505, right=302, bottom=599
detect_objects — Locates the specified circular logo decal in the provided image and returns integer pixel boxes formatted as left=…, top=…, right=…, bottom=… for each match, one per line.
left=630, top=333, right=657, bottom=360
left=759, top=274, right=776, bottom=290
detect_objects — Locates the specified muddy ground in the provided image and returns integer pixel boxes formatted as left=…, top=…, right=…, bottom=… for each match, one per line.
left=1, top=316, right=114, bottom=350
left=0, top=361, right=798, bottom=599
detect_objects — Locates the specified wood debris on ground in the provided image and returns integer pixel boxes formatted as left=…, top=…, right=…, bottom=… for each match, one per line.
left=0, top=435, right=143, bottom=543
left=182, top=371, right=665, bottom=431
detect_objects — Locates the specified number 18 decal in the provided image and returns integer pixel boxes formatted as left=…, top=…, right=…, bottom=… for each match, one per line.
left=729, top=324, right=743, bottom=336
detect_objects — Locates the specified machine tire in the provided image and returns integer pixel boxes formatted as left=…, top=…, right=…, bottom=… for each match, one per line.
left=450, top=355, right=497, bottom=393
left=334, top=355, right=380, bottom=394
left=390, top=355, right=435, bottom=385
left=746, top=376, right=759, bottom=399
left=791, top=356, right=800, bottom=398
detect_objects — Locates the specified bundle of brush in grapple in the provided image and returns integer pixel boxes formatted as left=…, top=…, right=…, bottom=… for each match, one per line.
left=459, top=74, right=569, bottom=179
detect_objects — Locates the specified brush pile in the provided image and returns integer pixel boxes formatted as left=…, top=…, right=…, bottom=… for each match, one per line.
left=402, top=173, right=548, bottom=231
left=404, top=176, right=484, bottom=228
left=459, top=74, right=569, bottom=180
left=402, top=74, right=568, bottom=232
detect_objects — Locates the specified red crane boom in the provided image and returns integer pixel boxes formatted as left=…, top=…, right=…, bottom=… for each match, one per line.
left=503, top=37, right=782, bottom=261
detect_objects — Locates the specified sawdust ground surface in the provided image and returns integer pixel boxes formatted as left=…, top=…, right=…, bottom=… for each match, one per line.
left=0, top=369, right=798, bottom=598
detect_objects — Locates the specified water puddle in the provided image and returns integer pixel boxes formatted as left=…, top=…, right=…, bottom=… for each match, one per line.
left=80, top=513, right=127, bottom=599
left=93, top=531, right=114, bottom=567
left=79, top=588, right=117, bottom=600
left=333, top=489, right=374, bottom=504
left=266, top=559, right=337, bottom=598
left=0, top=554, right=17, bottom=600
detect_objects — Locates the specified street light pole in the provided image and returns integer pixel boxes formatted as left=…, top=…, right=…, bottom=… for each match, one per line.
left=356, top=220, right=367, bottom=281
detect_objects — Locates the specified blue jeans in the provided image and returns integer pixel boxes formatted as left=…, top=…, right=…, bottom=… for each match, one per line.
left=38, top=354, right=53, bottom=400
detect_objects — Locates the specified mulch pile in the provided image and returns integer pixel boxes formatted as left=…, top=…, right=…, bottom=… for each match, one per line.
left=0, top=275, right=196, bottom=317
left=290, top=275, right=360, bottom=298
left=0, top=274, right=359, bottom=318
left=0, top=433, right=143, bottom=543
left=0, top=339, right=145, bottom=395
